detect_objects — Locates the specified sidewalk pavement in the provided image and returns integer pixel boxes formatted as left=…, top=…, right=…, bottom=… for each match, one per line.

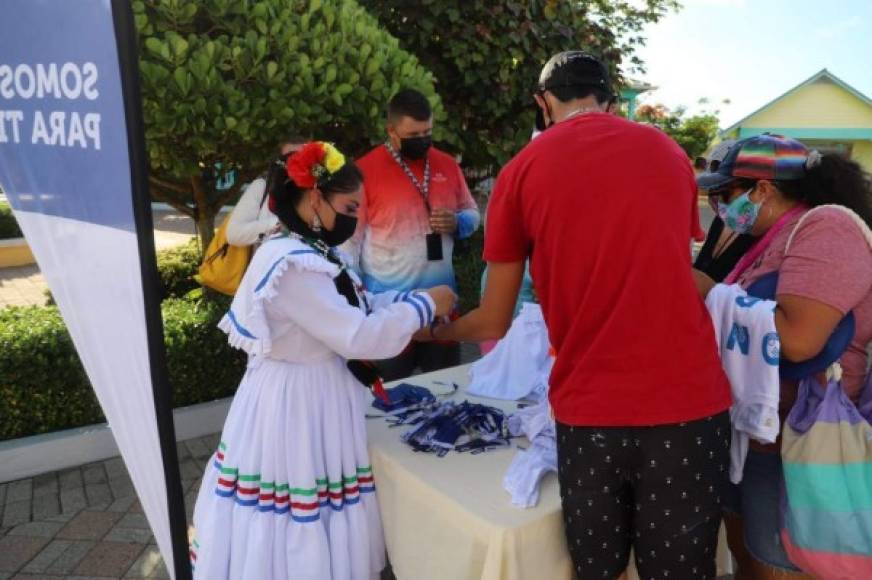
left=0, top=433, right=410, bottom=580
left=0, top=434, right=214, bottom=579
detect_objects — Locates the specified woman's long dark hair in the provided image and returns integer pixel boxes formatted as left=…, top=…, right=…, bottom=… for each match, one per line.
left=264, top=155, right=363, bottom=235
left=776, top=154, right=872, bottom=227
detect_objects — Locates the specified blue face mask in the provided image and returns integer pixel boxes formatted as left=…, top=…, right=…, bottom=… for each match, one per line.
left=717, top=187, right=760, bottom=234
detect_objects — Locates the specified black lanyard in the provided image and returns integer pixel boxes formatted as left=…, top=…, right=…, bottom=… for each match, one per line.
left=283, top=231, right=370, bottom=312
left=385, top=142, right=431, bottom=212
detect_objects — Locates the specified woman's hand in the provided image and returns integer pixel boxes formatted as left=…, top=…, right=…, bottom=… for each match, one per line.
left=692, top=269, right=716, bottom=300
left=424, top=285, right=457, bottom=317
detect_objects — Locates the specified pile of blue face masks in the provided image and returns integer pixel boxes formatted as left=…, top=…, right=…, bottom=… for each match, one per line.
left=369, top=383, right=511, bottom=457
left=371, top=383, right=436, bottom=413
left=397, top=400, right=511, bottom=458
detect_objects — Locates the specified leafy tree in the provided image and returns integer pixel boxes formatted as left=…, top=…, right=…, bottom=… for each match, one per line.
left=135, top=0, right=443, bottom=248
left=358, top=0, right=679, bottom=172
left=636, top=100, right=724, bottom=159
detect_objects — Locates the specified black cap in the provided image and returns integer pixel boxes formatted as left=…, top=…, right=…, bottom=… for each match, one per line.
left=537, top=51, right=610, bottom=93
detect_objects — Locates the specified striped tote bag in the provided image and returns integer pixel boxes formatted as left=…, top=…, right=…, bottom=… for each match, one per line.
left=780, top=373, right=872, bottom=578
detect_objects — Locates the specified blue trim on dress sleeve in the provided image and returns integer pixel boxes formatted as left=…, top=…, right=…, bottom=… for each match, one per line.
left=409, top=292, right=433, bottom=324
left=226, top=310, right=257, bottom=339
left=402, top=295, right=425, bottom=328
left=254, top=249, right=318, bottom=292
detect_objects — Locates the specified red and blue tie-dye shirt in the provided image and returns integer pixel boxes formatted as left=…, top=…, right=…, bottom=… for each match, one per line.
left=343, top=145, right=480, bottom=294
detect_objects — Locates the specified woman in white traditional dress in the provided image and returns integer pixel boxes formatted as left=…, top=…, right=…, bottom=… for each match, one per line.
left=190, top=141, right=457, bottom=579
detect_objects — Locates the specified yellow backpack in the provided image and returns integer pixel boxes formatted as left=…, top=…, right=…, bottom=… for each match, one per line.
left=196, top=214, right=251, bottom=295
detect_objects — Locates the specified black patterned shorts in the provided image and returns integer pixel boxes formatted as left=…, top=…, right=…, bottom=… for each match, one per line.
left=556, top=412, right=730, bottom=580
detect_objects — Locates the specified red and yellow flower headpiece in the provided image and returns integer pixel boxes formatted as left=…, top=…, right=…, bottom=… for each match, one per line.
left=286, top=141, right=347, bottom=189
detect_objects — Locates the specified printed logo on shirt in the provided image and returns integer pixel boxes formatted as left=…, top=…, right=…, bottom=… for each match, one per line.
left=726, top=323, right=750, bottom=356
left=762, top=332, right=780, bottom=366
left=736, top=295, right=762, bottom=309
left=432, top=172, right=448, bottom=183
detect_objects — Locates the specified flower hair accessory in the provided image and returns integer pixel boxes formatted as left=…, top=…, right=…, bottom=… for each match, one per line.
left=805, top=149, right=823, bottom=170
left=286, top=141, right=347, bottom=189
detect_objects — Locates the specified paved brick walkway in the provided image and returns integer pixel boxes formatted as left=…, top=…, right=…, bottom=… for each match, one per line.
left=0, top=434, right=217, bottom=579
left=0, top=265, right=45, bottom=309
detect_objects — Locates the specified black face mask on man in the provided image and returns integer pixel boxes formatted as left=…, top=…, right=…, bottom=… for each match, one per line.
left=534, top=107, right=547, bottom=133
left=399, top=135, right=432, bottom=160
left=534, top=90, right=555, bottom=133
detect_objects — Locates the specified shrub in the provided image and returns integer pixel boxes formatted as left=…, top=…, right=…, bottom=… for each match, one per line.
left=156, top=238, right=202, bottom=299
left=0, top=201, right=23, bottom=239
left=162, top=293, right=246, bottom=408
left=0, top=306, right=98, bottom=440
left=0, top=294, right=245, bottom=441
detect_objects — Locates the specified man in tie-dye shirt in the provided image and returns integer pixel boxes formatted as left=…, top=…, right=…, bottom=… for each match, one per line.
left=343, top=89, right=480, bottom=379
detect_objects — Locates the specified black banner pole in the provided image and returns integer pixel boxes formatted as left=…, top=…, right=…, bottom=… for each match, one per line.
left=110, top=1, right=193, bottom=579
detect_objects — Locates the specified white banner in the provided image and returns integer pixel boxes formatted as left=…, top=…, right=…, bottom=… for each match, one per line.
left=0, top=1, right=189, bottom=578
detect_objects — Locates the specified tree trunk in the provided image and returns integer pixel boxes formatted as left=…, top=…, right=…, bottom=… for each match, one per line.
left=196, top=209, right=218, bottom=252
left=190, top=173, right=215, bottom=250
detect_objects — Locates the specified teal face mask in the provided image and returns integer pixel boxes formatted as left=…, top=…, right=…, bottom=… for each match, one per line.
left=717, top=187, right=760, bottom=234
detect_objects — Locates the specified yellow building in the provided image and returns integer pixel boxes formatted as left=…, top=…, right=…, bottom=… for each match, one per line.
left=722, top=69, right=872, bottom=172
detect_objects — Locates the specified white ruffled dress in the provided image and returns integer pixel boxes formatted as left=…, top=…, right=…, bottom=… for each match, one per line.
left=190, top=235, right=435, bottom=580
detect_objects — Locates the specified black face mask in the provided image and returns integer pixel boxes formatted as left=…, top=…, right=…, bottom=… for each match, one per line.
left=534, top=92, right=555, bottom=132
left=534, top=106, right=547, bottom=132
left=318, top=199, right=358, bottom=247
left=399, top=135, right=432, bottom=160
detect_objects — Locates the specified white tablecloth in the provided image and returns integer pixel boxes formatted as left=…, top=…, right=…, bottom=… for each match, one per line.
left=367, top=364, right=733, bottom=580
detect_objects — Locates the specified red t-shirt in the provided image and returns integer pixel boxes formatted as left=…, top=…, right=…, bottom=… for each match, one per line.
left=485, top=113, right=731, bottom=426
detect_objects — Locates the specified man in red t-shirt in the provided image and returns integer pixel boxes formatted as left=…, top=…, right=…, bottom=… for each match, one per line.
left=427, top=52, right=731, bottom=578
left=344, top=89, right=480, bottom=380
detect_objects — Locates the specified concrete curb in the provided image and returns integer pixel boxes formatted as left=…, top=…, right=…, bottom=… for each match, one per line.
left=0, top=396, right=233, bottom=483
left=0, top=237, right=36, bottom=267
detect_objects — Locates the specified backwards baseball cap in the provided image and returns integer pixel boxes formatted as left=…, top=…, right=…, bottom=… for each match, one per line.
left=537, top=50, right=611, bottom=93
left=696, top=134, right=811, bottom=191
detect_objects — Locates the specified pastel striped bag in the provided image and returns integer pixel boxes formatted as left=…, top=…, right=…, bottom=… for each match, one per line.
left=780, top=373, right=872, bottom=578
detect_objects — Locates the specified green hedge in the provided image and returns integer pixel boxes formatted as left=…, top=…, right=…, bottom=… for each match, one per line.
left=163, top=294, right=246, bottom=408
left=157, top=238, right=201, bottom=299
left=0, top=294, right=246, bottom=441
left=0, top=201, right=23, bottom=239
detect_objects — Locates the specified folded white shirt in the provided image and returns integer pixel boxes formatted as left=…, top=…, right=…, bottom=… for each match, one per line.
left=706, top=283, right=781, bottom=484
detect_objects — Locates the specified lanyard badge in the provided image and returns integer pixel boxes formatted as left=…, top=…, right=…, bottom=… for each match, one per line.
left=385, top=143, right=443, bottom=261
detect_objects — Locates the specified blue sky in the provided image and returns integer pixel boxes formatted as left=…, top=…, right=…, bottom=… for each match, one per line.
left=632, top=0, right=872, bottom=128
